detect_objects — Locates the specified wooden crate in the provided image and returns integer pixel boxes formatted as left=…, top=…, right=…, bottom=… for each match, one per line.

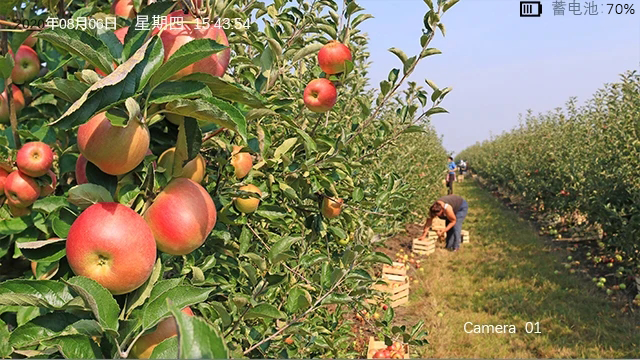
left=366, top=337, right=410, bottom=359
left=382, top=262, right=408, bottom=282
left=371, top=280, right=410, bottom=308
left=432, top=217, right=446, bottom=231
left=457, top=174, right=464, bottom=182
left=412, top=238, right=436, bottom=255
left=461, top=230, right=470, bottom=244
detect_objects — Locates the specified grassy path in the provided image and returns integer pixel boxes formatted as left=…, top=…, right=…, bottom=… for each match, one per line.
left=396, top=180, right=640, bottom=358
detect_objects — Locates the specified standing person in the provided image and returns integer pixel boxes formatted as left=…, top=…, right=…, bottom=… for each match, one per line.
left=446, top=156, right=456, bottom=195
left=418, top=194, right=469, bottom=251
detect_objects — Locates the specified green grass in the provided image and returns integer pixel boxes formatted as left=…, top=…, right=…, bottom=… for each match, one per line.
left=396, top=180, right=640, bottom=358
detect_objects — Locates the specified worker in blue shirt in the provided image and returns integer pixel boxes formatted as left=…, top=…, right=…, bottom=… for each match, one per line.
left=446, top=156, right=456, bottom=194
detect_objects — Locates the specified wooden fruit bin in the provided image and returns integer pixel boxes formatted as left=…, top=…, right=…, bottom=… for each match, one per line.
left=366, top=337, right=410, bottom=359
left=382, top=261, right=408, bottom=282
left=458, top=174, right=465, bottom=182
left=461, top=230, right=470, bottom=244
left=371, top=280, right=410, bottom=308
left=412, top=237, right=436, bottom=256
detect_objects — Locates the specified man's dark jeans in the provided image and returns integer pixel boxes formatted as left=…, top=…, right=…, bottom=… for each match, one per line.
left=445, top=200, right=468, bottom=250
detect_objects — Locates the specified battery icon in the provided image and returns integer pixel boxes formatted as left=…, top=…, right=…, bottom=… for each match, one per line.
left=520, top=1, right=542, bottom=16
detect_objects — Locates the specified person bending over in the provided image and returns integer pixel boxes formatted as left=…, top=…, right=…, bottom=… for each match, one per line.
left=419, top=194, right=469, bottom=251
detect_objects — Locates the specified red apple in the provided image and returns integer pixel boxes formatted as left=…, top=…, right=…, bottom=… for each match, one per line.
left=234, top=184, right=261, bottom=213
left=114, top=26, right=129, bottom=43
left=4, top=171, right=40, bottom=208
left=16, top=141, right=54, bottom=177
left=40, top=170, right=57, bottom=197
left=0, top=167, right=9, bottom=194
left=111, top=0, right=135, bottom=19
left=11, top=45, right=40, bottom=85
left=230, top=145, right=252, bottom=179
left=131, top=307, right=194, bottom=358
left=9, top=204, right=30, bottom=217
left=372, top=349, right=391, bottom=359
left=321, top=197, right=343, bottom=218
left=0, top=85, right=25, bottom=124
left=144, top=178, right=216, bottom=255
left=156, top=10, right=231, bottom=79
left=317, top=40, right=352, bottom=74
left=303, top=78, right=337, bottom=113
left=78, top=112, right=150, bottom=175
left=75, top=154, right=89, bottom=184
left=157, top=147, right=206, bottom=184
left=23, top=32, right=37, bottom=48
left=66, top=202, right=156, bottom=294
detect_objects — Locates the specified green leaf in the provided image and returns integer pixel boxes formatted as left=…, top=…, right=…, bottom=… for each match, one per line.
left=181, top=74, right=266, bottom=108
left=36, top=28, right=114, bottom=74
left=290, top=43, right=323, bottom=62
left=425, top=79, right=439, bottom=91
left=362, top=252, right=393, bottom=265
left=244, top=303, right=285, bottom=319
left=142, top=286, right=213, bottom=330
left=268, top=236, right=302, bottom=265
left=425, top=107, right=448, bottom=116
left=420, top=48, right=441, bottom=58
left=31, top=78, right=90, bottom=104
left=351, top=13, right=374, bottom=28
left=352, top=187, right=364, bottom=202
left=165, top=97, right=247, bottom=142
left=423, top=0, right=434, bottom=9
left=10, top=313, right=101, bottom=348
left=168, top=300, right=229, bottom=358
left=286, top=287, right=311, bottom=313
left=388, top=48, right=408, bottom=65
left=126, top=258, right=162, bottom=316
left=273, top=137, right=298, bottom=160
left=65, top=277, right=120, bottom=333
left=148, top=81, right=213, bottom=104
left=32, top=196, right=68, bottom=214
left=42, top=335, right=103, bottom=359
left=403, top=56, right=417, bottom=75
left=444, top=0, right=460, bottom=12
left=388, top=68, right=400, bottom=84
left=328, top=226, right=347, bottom=239
left=380, top=80, right=391, bottom=96
left=149, top=336, right=178, bottom=359
left=0, top=216, right=32, bottom=235
left=321, top=293, right=352, bottom=305
left=239, top=226, right=251, bottom=254
left=67, top=184, right=114, bottom=210
left=174, top=117, right=202, bottom=178
left=404, top=125, right=425, bottom=134
left=0, top=53, right=14, bottom=79
left=148, top=39, right=227, bottom=88
left=17, top=238, right=66, bottom=263
left=0, top=319, right=10, bottom=358
left=50, top=37, right=158, bottom=128
left=0, top=280, right=79, bottom=310
left=267, top=38, right=283, bottom=61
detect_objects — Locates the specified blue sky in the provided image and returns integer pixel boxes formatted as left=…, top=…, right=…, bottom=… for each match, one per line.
left=357, top=0, right=639, bottom=154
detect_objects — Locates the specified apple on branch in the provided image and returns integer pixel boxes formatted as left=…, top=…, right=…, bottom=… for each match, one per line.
left=144, top=178, right=217, bottom=255
left=304, top=78, right=337, bottom=113
left=77, top=112, right=150, bottom=176
left=66, top=202, right=157, bottom=294
left=234, top=184, right=262, bottom=214
left=0, top=85, right=25, bottom=123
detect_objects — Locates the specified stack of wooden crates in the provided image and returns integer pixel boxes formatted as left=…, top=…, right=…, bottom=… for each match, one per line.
left=371, top=262, right=409, bottom=308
